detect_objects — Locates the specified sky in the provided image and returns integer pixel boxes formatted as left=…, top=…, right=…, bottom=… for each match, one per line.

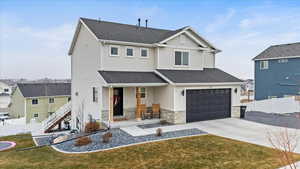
left=0, top=0, right=300, bottom=80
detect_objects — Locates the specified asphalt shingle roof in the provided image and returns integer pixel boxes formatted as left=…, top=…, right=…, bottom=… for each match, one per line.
left=81, top=18, right=185, bottom=44
left=98, top=71, right=167, bottom=84
left=253, top=42, right=300, bottom=60
left=17, top=83, right=71, bottom=98
left=156, top=68, right=242, bottom=83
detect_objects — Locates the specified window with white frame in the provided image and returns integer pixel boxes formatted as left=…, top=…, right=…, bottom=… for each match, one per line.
left=140, top=48, right=148, bottom=57
left=140, top=87, right=146, bottom=98
left=32, top=99, right=38, bottom=105
left=49, top=98, right=54, bottom=103
left=126, top=47, right=134, bottom=57
left=33, top=113, right=39, bottom=118
left=92, top=87, right=98, bottom=103
left=278, top=59, right=288, bottom=63
left=175, top=51, right=189, bottom=66
left=260, top=60, right=269, bottom=70
left=110, top=46, right=119, bottom=56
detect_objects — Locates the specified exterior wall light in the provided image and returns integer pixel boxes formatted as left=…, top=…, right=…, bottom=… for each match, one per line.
left=181, top=90, right=185, bottom=96
left=234, top=88, right=238, bottom=94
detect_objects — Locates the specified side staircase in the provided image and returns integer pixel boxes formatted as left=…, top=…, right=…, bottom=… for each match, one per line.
left=42, top=101, right=72, bottom=133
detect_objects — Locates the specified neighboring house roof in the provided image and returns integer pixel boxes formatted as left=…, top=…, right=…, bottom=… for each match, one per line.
left=17, top=83, right=71, bottom=98
left=98, top=71, right=167, bottom=84
left=253, top=42, right=300, bottom=60
left=156, top=68, right=242, bottom=84
left=81, top=18, right=185, bottom=44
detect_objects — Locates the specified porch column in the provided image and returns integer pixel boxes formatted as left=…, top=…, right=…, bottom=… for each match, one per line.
left=135, top=87, right=142, bottom=121
left=109, top=87, right=114, bottom=122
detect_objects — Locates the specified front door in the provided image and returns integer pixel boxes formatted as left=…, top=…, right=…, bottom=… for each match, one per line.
left=113, top=88, right=123, bottom=116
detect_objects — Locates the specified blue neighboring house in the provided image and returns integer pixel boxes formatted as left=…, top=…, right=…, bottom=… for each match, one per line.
left=253, top=42, right=300, bottom=100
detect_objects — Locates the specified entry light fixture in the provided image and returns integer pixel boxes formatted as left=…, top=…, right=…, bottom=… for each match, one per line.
left=234, top=88, right=238, bottom=94
left=181, top=90, right=185, bottom=96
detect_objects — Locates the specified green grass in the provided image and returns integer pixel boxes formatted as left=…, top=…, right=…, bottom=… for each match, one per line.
left=0, top=134, right=299, bottom=169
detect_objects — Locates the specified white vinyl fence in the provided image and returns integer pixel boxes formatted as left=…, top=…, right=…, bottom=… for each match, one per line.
left=244, top=96, right=300, bottom=114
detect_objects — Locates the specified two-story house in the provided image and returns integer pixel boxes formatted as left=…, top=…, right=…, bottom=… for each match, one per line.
left=69, top=18, right=242, bottom=130
left=9, top=83, right=71, bottom=123
left=253, top=42, right=300, bottom=100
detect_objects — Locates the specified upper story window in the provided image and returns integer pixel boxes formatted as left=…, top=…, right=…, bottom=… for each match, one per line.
left=32, top=99, right=38, bottom=105
left=49, top=98, right=54, bottom=103
left=140, top=48, right=148, bottom=57
left=126, top=47, right=134, bottom=57
left=278, top=59, right=288, bottom=63
left=110, top=45, right=119, bottom=56
left=175, top=51, right=189, bottom=66
left=260, top=60, right=269, bottom=70
left=4, top=88, right=9, bottom=92
left=140, top=87, right=146, bottom=98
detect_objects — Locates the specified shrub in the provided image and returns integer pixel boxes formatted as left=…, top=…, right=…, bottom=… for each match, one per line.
left=102, top=132, right=113, bottom=143
left=160, top=120, right=168, bottom=125
left=85, top=122, right=100, bottom=133
left=74, top=136, right=92, bottom=146
left=156, top=128, right=163, bottom=137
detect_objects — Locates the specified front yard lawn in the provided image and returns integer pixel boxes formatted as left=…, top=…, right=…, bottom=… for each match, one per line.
left=0, top=134, right=299, bottom=169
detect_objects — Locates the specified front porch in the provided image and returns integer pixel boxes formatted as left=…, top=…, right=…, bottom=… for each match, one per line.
left=102, top=86, right=166, bottom=124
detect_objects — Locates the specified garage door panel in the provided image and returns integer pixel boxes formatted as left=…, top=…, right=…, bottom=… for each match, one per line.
left=186, top=89, right=231, bottom=122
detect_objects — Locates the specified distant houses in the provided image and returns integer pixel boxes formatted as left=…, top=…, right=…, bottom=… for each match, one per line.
left=253, top=42, right=300, bottom=100
left=9, top=83, right=71, bottom=123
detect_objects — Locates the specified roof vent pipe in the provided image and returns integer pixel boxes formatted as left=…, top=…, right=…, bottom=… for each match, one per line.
left=145, top=19, right=148, bottom=28
left=138, top=18, right=141, bottom=27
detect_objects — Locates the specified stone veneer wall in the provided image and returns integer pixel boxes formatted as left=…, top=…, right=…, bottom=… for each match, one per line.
left=231, top=106, right=241, bottom=118
left=101, top=110, right=109, bottom=121
left=124, top=108, right=136, bottom=120
left=160, top=109, right=186, bottom=124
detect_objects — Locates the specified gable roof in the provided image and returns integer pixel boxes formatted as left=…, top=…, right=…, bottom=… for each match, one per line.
left=98, top=71, right=167, bottom=84
left=81, top=18, right=184, bottom=44
left=17, top=83, right=71, bottom=98
left=156, top=68, right=242, bottom=84
left=69, top=18, right=219, bottom=55
left=253, top=42, right=300, bottom=60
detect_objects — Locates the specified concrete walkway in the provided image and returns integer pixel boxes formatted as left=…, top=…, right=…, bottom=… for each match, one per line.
left=121, top=118, right=300, bottom=153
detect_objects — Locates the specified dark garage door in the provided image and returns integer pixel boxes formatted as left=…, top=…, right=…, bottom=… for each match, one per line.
left=186, top=89, right=231, bottom=122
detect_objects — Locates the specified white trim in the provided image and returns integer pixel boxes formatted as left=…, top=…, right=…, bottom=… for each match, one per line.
left=174, top=82, right=243, bottom=86
left=140, top=48, right=149, bottom=58
left=188, top=27, right=221, bottom=52
left=159, top=26, right=190, bottom=44
left=109, top=45, right=120, bottom=57
left=154, top=70, right=174, bottom=85
left=156, top=47, right=160, bottom=69
left=125, top=47, right=134, bottom=57
left=51, top=134, right=208, bottom=154
left=259, top=60, right=269, bottom=70
left=104, top=83, right=168, bottom=87
left=253, top=55, right=300, bottom=61
left=155, top=43, right=213, bottom=51
left=184, top=31, right=207, bottom=48
left=101, top=39, right=154, bottom=47
left=174, top=49, right=190, bottom=66
left=25, top=95, right=71, bottom=99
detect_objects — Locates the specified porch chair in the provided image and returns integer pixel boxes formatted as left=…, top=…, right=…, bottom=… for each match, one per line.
left=140, top=104, right=151, bottom=120
left=152, top=104, right=160, bottom=118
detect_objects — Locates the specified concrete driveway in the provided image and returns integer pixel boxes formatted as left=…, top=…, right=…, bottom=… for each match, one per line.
left=122, top=118, right=300, bottom=153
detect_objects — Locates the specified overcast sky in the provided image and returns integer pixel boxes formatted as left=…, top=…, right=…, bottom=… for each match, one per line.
left=1, top=0, right=300, bottom=80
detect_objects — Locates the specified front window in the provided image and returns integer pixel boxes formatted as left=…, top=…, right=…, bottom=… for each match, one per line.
left=175, top=51, right=189, bottom=66
left=110, top=46, right=119, bottom=56
left=126, top=48, right=134, bottom=57
left=93, top=87, right=98, bottom=103
left=49, top=98, right=54, bottom=103
left=140, top=87, right=146, bottom=98
left=141, top=48, right=148, bottom=57
left=32, top=99, right=38, bottom=105
left=260, top=60, right=269, bottom=70
left=33, top=113, right=38, bottom=118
